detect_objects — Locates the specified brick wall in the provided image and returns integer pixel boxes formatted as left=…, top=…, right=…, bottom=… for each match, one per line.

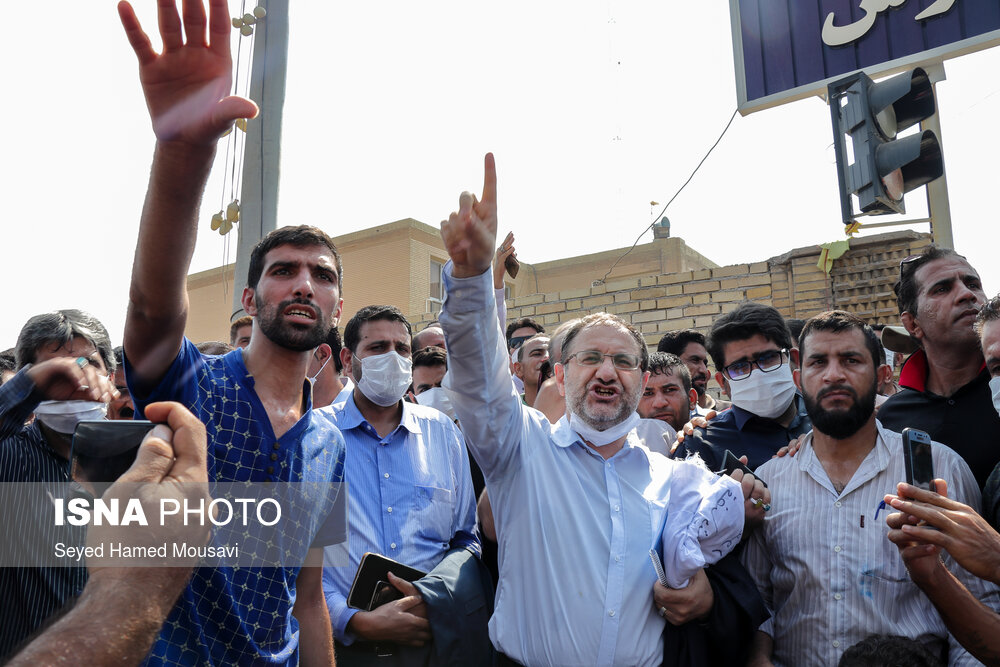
left=408, top=230, right=932, bottom=349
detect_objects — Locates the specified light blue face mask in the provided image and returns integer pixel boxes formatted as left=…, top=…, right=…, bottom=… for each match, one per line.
left=34, top=400, right=108, bottom=435
left=569, top=411, right=640, bottom=447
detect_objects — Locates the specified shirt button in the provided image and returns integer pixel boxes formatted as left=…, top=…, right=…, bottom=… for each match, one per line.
left=833, top=640, right=841, bottom=648
left=834, top=501, right=842, bottom=508
left=834, top=593, right=842, bottom=600
left=614, top=505, right=621, bottom=512
left=266, top=466, right=275, bottom=474
left=948, top=399, right=955, bottom=405
left=608, top=610, right=615, bottom=617
left=615, top=555, right=622, bottom=562
left=387, top=507, right=393, bottom=513
left=270, top=452, right=278, bottom=461
left=272, top=442, right=280, bottom=450
left=834, top=545, right=842, bottom=553
left=384, top=473, right=390, bottom=479
left=390, top=543, right=397, bottom=549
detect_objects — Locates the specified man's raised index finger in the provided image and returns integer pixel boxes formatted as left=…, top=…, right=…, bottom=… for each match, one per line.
left=482, top=153, right=497, bottom=205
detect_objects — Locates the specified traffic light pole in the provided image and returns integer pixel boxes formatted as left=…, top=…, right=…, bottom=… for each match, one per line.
left=920, top=63, right=954, bottom=250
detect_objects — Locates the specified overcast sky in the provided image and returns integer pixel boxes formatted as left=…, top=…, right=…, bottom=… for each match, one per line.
left=1, top=1, right=997, bottom=347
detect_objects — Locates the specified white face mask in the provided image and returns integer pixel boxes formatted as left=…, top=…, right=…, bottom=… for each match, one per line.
left=34, top=400, right=108, bottom=435
left=415, top=387, right=456, bottom=420
left=569, top=411, right=640, bottom=447
left=727, top=364, right=797, bottom=419
left=990, top=377, right=1000, bottom=419
left=357, top=351, right=412, bottom=407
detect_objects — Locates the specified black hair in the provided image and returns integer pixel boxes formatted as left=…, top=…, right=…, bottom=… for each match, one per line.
left=412, top=345, right=447, bottom=370
left=324, top=326, right=345, bottom=373
left=838, top=634, right=943, bottom=667
left=798, top=310, right=882, bottom=369
left=975, top=294, right=1000, bottom=339
left=706, top=302, right=792, bottom=371
left=893, top=246, right=960, bottom=317
left=656, top=329, right=706, bottom=356
left=246, top=225, right=343, bottom=292
left=506, top=317, right=545, bottom=344
left=15, top=310, right=115, bottom=373
left=343, top=305, right=412, bottom=353
left=647, top=351, right=691, bottom=392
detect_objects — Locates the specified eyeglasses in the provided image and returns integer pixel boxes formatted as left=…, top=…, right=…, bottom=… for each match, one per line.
left=564, top=350, right=642, bottom=371
left=722, top=349, right=788, bottom=381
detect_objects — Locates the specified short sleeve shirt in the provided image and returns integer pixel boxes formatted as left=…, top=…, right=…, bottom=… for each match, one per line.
left=127, top=339, right=347, bottom=666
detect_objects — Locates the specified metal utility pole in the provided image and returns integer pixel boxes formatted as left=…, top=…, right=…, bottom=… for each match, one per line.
left=231, top=0, right=290, bottom=319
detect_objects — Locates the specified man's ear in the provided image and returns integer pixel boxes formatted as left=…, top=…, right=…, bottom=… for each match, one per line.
left=688, top=388, right=698, bottom=410
left=332, top=299, right=344, bottom=328
left=793, top=367, right=802, bottom=391
left=241, top=288, right=257, bottom=316
left=513, top=361, right=525, bottom=380
left=790, top=347, right=800, bottom=368
left=715, top=371, right=731, bottom=398
left=901, top=311, right=923, bottom=342
left=310, top=344, right=332, bottom=376
left=553, top=363, right=567, bottom=398
left=340, top=347, right=354, bottom=377
left=639, top=370, right=650, bottom=394
left=877, top=363, right=893, bottom=388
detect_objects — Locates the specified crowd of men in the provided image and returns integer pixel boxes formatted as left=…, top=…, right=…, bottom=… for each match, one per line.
left=3, top=1, right=1000, bottom=666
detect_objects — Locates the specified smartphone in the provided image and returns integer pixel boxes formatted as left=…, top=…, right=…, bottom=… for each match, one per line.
left=902, top=427, right=935, bottom=491
left=504, top=253, right=520, bottom=279
left=719, top=449, right=768, bottom=488
left=71, top=420, right=156, bottom=486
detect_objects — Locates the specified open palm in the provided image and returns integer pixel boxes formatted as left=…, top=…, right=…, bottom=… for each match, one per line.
left=118, top=0, right=258, bottom=145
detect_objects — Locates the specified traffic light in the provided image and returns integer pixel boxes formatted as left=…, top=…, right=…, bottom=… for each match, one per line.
left=828, top=67, right=944, bottom=225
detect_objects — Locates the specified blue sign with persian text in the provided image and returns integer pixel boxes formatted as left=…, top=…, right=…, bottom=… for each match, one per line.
left=731, top=0, right=1000, bottom=113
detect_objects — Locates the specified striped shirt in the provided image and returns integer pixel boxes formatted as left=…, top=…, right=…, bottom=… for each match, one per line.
left=742, top=422, right=1000, bottom=666
left=0, top=368, right=87, bottom=660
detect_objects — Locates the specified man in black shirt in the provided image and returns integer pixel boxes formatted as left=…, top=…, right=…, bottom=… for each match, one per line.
left=877, top=247, right=998, bottom=488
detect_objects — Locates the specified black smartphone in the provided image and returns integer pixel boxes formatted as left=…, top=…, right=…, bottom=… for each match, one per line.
left=71, top=420, right=156, bottom=486
left=719, top=449, right=767, bottom=488
left=902, top=427, right=935, bottom=491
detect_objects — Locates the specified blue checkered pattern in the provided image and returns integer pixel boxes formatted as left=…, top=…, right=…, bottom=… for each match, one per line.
left=128, top=340, right=346, bottom=666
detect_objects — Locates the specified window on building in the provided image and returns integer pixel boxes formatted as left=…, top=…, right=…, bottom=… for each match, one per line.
left=428, top=259, right=445, bottom=312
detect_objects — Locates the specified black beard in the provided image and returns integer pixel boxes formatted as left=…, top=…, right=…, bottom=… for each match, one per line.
left=803, top=382, right=877, bottom=440
left=255, top=296, right=330, bottom=352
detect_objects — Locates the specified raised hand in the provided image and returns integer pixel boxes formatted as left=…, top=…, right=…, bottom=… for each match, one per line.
left=441, top=153, right=498, bottom=278
left=118, top=0, right=258, bottom=145
left=26, top=356, right=118, bottom=404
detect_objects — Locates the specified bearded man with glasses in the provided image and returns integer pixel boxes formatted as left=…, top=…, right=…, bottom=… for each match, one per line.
left=673, top=302, right=813, bottom=472
left=437, top=154, right=770, bottom=667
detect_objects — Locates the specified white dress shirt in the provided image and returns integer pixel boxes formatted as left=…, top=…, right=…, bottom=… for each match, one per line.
left=440, top=264, right=724, bottom=667
left=742, top=423, right=1000, bottom=666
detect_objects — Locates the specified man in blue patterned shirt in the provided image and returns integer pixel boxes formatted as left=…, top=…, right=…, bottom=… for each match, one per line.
left=119, top=1, right=347, bottom=664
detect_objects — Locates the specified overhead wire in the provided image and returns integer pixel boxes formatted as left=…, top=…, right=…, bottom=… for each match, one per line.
left=598, top=107, right=739, bottom=285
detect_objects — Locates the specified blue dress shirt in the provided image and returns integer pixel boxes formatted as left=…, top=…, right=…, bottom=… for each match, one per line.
left=440, top=264, right=678, bottom=667
left=320, top=393, right=479, bottom=644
